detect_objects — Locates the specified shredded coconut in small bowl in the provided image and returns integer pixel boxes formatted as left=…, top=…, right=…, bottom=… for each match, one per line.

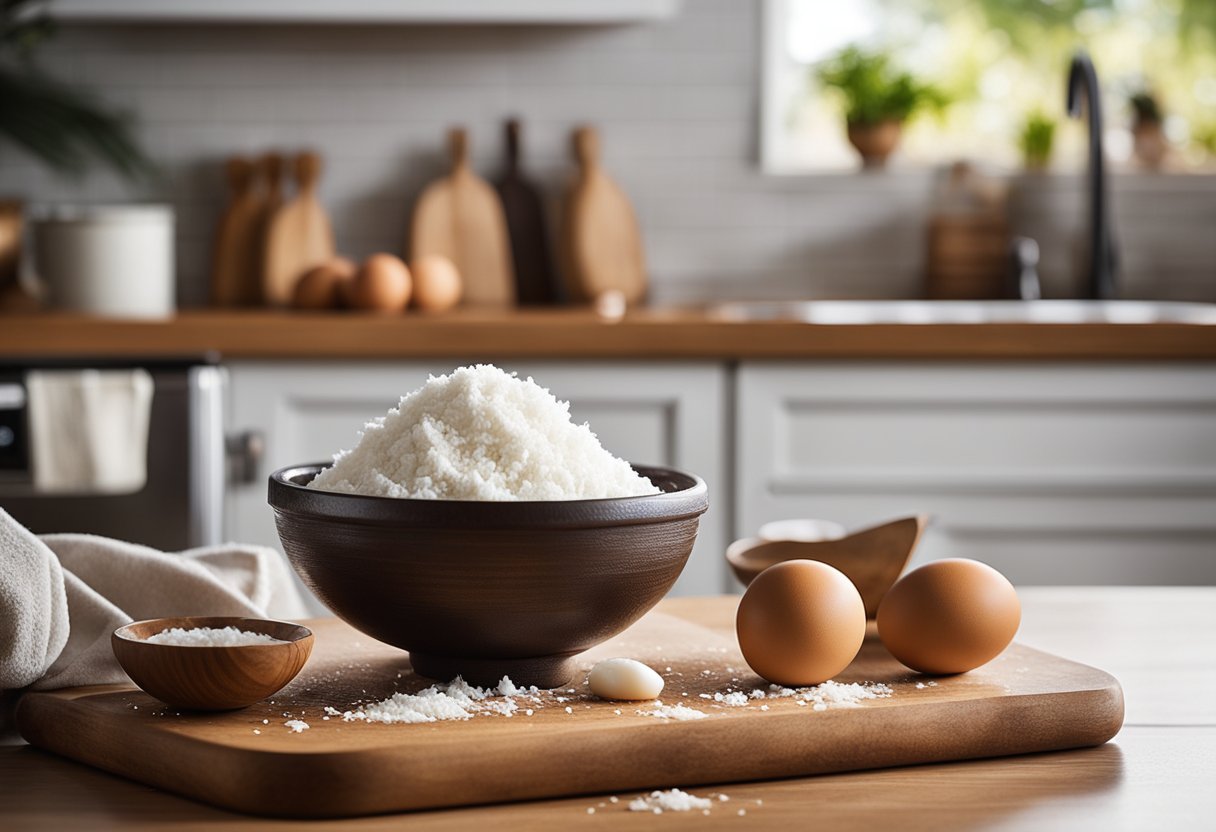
left=143, top=626, right=286, bottom=647
left=307, top=365, right=659, bottom=501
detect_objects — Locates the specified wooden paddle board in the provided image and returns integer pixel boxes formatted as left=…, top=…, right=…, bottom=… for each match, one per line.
left=210, top=157, right=263, bottom=307
left=409, top=128, right=515, bottom=307
left=561, top=126, right=647, bottom=305
left=262, top=151, right=335, bottom=307
left=495, top=119, right=559, bottom=305
left=16, top=606, right=1122, bottom=819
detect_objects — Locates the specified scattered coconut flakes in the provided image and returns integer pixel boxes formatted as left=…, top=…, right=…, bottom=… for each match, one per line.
left=324, top=676, right=539, bottom=725
left=284, top=719, right=309, bottom=733
left=640, top=703, right=707, bottom=721
left=629, top=789, right=713, bottom=813
left=714, top=691, right=749, bottom=706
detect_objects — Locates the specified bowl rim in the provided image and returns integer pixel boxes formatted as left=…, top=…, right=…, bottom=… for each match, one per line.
left=113, top=616, right=314, bottom=647
left=268, top=462, right=709, bottom=529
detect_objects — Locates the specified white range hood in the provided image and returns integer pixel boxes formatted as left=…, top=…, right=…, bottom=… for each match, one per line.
left=49, top=0, right=681, bottom=24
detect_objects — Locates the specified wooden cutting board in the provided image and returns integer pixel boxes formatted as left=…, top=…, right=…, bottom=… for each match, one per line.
left=410, top=128, right=515, bottom=306
left=561, top=126, right=647, bottom=304
left=495, top=119, right=559, bottom=305
left=210, top=157, right=264, bottom=307
left=15, top=608, right=1121, bottom=820
left=263, top=151, right=336, bottom=307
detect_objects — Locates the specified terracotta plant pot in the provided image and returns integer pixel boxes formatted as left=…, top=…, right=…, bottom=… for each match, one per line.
left=847, top=119, right=903, bottom=169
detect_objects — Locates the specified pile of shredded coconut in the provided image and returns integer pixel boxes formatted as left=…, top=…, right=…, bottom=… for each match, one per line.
left=640, top=701, right=709, bottom=721
left=629, top=789, right=714, bottom=813
left=143, top=626, right=286, bottom=647
left=307, top=365, right=659, bottom=501
left=325, top=676, right=542, bottom=724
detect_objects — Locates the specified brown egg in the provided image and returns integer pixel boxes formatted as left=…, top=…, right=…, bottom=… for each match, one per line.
left=350, top=254, right=411, bottom=313
left=292, top=257, right=356, bottom=310
left=410, top=254, right=462, bottom=312
left=877, top=558, right=1020, bottom=675
left=736, top=560, right=866, bottom=687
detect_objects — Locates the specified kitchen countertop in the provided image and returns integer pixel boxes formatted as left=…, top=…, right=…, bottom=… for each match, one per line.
left=2, top=587, right=1212, bottom=830
left=1, top=308, right=1214, bottom=360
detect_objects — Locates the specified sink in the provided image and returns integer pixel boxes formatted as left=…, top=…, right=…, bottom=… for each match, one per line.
left=709, top=300, right=1216, bottom=325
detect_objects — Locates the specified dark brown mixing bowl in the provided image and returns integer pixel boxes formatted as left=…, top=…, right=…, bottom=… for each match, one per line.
left=268, top=463, right=708, bottom=688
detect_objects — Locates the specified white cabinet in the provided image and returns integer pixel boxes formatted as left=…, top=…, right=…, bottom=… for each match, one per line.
left=736, top=363, right=1216, bottom=585
left=227, top=361, right=729, bottom=611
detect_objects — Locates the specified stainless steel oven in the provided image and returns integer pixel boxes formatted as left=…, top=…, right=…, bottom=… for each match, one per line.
left=0, top=358, right=225, bottom=550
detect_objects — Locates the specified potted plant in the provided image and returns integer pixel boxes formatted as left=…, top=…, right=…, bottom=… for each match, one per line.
left=0, top=0, right=151, bottom=309
left=1129, top=90, right=1168, bottom=170
left=1018, top=111, right=1056, bottom=171
left=814, top=46, right=948, bottom=169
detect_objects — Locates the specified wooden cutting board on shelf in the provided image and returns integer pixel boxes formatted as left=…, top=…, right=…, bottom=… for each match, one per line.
left=561, top=126, right=647, bottom=304
left=263, top=151, right=335, bottom=307
left=495, top=119, right=559, bottom=305
left=410, top=128, right=515, bottom=306
left=15, top=603, right=1122, bottom=819
left=210, top=157, right=264, bottom=307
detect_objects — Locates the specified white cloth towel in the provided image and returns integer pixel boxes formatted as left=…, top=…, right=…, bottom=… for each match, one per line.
left=26, top=369, right=154, bottom=494
left=0, top=506, right=307, bottom=714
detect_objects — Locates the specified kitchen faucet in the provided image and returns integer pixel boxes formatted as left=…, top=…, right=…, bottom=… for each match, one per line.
left=1066, top=51, right=1118, bottom=300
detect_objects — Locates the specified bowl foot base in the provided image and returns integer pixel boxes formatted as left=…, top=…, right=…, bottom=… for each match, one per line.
left=408, top=651, right=579, bottom=690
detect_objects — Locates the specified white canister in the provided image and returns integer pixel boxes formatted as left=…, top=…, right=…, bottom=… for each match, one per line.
left=32, top=205, right=175, bottom=319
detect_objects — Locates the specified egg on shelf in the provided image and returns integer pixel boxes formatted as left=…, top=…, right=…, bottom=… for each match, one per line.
left=735, top=559, right=866, bottom=687
left=292, top=257, right=356, bottom=310
left=349, top=253, right=412, bottom=313
left=877, top=558, right=1021, bottom=675
left=410, top=254, right=462, bottom=312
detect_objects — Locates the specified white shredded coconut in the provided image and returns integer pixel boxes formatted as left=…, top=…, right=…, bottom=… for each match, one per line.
left=324, top=676, right=541, bottom=725
left=307, top=365, right=659, bottom=501
left=629, top=789, right=714, bottom=813
left=640, top=702, right=708, bottom=721
left=143, top=626, right=285, bottom=647
left=284, top=719, right=309, bottom=733
left=710, top=680, right=893, bottom=710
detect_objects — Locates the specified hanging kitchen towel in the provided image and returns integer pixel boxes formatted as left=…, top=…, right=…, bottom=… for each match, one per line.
left=0, top=507, right=308, bottom=729
left=25, top=368, right=154, bottom=494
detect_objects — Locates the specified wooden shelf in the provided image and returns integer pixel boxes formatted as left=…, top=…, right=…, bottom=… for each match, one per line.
left=49, top=0, right=682, bottom=25
left=0, top=308, right=1214, bottom=361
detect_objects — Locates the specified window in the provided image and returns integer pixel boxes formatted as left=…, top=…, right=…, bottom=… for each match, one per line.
left=760, top=0, right=1216, bottom=173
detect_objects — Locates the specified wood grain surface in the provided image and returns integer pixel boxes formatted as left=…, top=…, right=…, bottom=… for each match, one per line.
left=2, top=589, right=1213, bottom=831
left=16, top=606, right=1121, bottom=818
left=409, top=128, right=515, bottom=307
left=0, top=308, right=1213, bottom=360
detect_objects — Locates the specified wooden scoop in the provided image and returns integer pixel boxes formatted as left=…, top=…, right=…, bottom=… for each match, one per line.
left=112, top=616, right=313, bottom=710
left=726, top=515, right=929, bottom=618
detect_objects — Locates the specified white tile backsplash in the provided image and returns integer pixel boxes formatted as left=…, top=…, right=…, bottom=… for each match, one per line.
left=0, top=0, right=1212, bottom=307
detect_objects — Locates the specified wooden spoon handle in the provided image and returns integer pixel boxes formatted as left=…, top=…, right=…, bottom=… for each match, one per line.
left=448, top=127, right=469, bottom=171
left=572, top=126, right=599, bottom=169
left=294, top=151, right=322, bottom=191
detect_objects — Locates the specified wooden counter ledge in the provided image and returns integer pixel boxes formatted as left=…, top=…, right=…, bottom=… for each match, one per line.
left=1, top=308, right=1214, bottom=360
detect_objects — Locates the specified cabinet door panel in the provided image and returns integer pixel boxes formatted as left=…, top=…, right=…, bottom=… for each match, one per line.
left=738, top=362, right=1216, bottom=585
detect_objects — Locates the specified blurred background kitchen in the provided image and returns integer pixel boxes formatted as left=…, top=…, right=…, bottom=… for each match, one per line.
left=1, top=0, right=1213, bottom=609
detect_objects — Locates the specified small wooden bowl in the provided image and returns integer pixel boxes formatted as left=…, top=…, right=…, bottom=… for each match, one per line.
left=726, top=515, right=929, bottom=618
left=112, top=616, right=313, bottom=710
